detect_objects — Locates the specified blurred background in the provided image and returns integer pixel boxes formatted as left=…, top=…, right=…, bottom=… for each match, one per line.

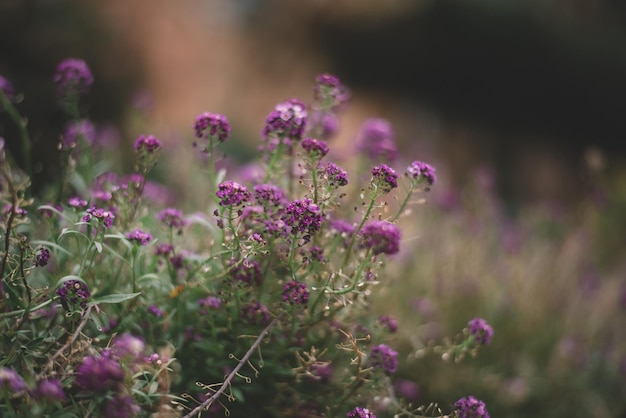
left=2, top=1, right=626, bottom=416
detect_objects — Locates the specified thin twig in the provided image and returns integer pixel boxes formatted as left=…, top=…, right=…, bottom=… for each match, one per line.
left=182, top=312, right=284, bottom=418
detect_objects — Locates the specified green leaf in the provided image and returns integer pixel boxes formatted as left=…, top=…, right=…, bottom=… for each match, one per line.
left=30, top=240, right=73, bottom=257
left=89, top=292, right=141, bottom=305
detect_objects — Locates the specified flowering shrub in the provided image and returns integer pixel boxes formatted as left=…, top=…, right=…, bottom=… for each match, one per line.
left=0, top=63, right=490, bottom=417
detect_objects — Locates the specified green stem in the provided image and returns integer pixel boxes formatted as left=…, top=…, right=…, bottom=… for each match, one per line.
left=391, top=182, right=415, bottom=222
left=342, top=191, right=378, bottom=268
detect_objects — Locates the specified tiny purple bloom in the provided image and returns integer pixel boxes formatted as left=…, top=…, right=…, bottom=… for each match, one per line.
left=134, top=134, right=162, bottom=153
left=370, top=344, right=398, bottom=374
left=301, top=137, right=329, bottom=158
left=34, top=247, right=50, bottom=267
left=56, top=280, right=91, bottom=310
left=281, top=198, right=323, bottom=239
left=157, top=208, right=185, bottom=229
left=453, top=395, right=490, bottom=418
left=0, top=75, right=15, bottom=101
left=148, top=304, right=164, bottom=317
left=282, top=280, right=309, bottom=305
left=407, top=160, right=436, bottom=187
left=468, top=317, right=493, bottom=346
left=83, top=206, right=115, bottom=228
left=371, top=164, right=398, bottom=193
left=360, top=221, right=401, bottom=255
left=193, top=112, right=231, bottom=143
left=324, top=162, right=349, bottom=187
left=355, top=118, right=397, bottom=162
left=126, top=229, right=153, bottom=246
left=313, top=73, right=350, bottom=109
left=112, top=333, right=146, bottom=362
left=253, top=184, right=287, bottom=208
left=347, top=406, right=377, bottom=418
left=199, top=296, right=222, bottom=313
left=68, top=196, right=88, bottom=208
left=33, top=378, right=66, bottom=402
left=378, top=315, right=398, bottom=333
left=262, top=98, right=308, bottom=141
left=54, top=58, right=93, bottom=96
left=231, top=259, right=263, bottom=285
left=0, top=368, right=26, bottom=393
left=216, top=181, right=250, bottom=206
left=75, top=355, right=124, bottom=391
left=242, top=301, right=271, bottom=325
left=61, top=119, right=96, bottom=150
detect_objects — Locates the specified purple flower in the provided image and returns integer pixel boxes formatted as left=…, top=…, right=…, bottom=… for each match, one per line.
left=75, top=355, right=124, bottom=391
left=393, top=379, right=420, bottom=401
left=370, top=344, right=398, bottom=374
left=0, top=75, right=15, bottom=101
left=347, top=406, right=377, bottom=418
left=355, top=118, right=397, bottom=162
left=193, top=112, right=231, bottom=143
left=231, top=259, right=263, bottom=285
left=56, top=279, right=91, bottom=310
left=453, top=396, right=490, bottom=418
left=468, top=318, right=493, bottom=346
left=157, top=208, right=186, bottom=229
left=301, top=137, right=329, bottom=158
left=134, top=134, right=162, bottom=153
left=126, top=229, right=153, bottom=246
left=61, top=119, right=96, bottom=150
left=148, top=304, right=164, bottom=317
left=371, top=164, right=398, bottom=193
left=33, top=378, right=66, bottom=402
left=309, top=362, right=333, bottom=383
left=308, top=110, right=340, bottom=140
left=0, top=368, right=26, bottom=393
left=54, top=58, right=93, bottom=96
left=69, top=196, right=88, bottom=208
left=34, top=247, right=50, bottom=267
left=83, top=206, right=115, bottom=228
left=253, top=184, right=287, bottom=208
left=216, top=181, right=250, bottom=206
left=242, top=301, right=271, bottom=325
left=360, top=221, right=401, bottom=255
left=378, top=315, right=398, bottom=333
left=330, top=218, right=356, bottom=236
left=112, top=333, right=145, bottom=362
left=324, top=163, right=349, bottom=187
left=313, top=73, right=350, bottom=109
left=302, top=245, right=324, bottom=263
left=282, top=280, right=309, bottom=305
left=103, top=395, right=141, bottom=418
left=281, top=198, right=323, bottom=239
left=199, top=296, right=222, bottom=313
left=155, top=243, right=174, bottom=257
left=262, top=98, right=307, bottom=141
left=407, top=160, right=436, bottom=187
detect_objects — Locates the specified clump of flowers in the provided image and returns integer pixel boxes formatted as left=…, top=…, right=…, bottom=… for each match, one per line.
left=282, top=280, right=309, bottom=305
left=407, top=160, right=436, bottom=187
left=0, top=368, right=26, bottom=393
left=369, top=343, right=399, bottom=374
left=313, top=73, right=350, bottom=110
left=371, top=163, right=399, bottom=193
left=468, top=317, right=494, bottom=346
left=360, top=221, right=401, bottom=255
left=0, top=75, right=15, bottom=101
left=216, top=180, right=251, bottom=207
left=34, top=246, right=50, bottom=267
left=55, top=279, right=91, bottom=310
left=453, top=395, right=490, bottom=418
left=347, top=406, right=377, bottom=418
left=32, top=378, right=66, bottom=402
left=75, top=355, right=124, bottom=391
left=61, top=119, right=96, bottom=150
left=53, top=58, right=93, bottom=96
left=281, top=198, right=323, bottom=240
left=82, top=206, right=115, bottom=228
left=355, top=118, right=397, bottom=162
left=125, top=229, right=153, bottom=246
left=262, top=98, right=308, bottom=141
left=193, top=111, right=231, bottom=144
left=301, top=137, right=330, bottom=158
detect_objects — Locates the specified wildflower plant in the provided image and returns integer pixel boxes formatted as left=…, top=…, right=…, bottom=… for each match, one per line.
left=0, top=61, right=491, bottom=418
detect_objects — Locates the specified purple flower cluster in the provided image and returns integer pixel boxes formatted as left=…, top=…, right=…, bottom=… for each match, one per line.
left=371, top=164, right=398, bottom=193
left=407, top=160, right=436, bottom=187
left=301, top=137, right=330, bottom=158
left=281, top=198, right=323, bottom=239
left=355, top=118, right=397, bottom=162
left=83, top=206, right=115, bottom=228
left=216, top=181, right=250, bottom=207
left=199, top=296, right=222, bottom=314
left=0, top=368, right=26, bottom=393
left=468, top=317, right=493, bottom=346
left=309, top=362, right=333, bottom=382
left=242, top=301, right=271, bottom=325
left=253, top=184, right=287, bottom=208
left=148, top=304, right=164, bottom=317
left=282, top=280, right=309, bottom=305
left=69, top=196, right=88, bottom=208
left=103, top=395, right=141, bottom=418
left=34, top=247, right=50, bottom=267
left=126, top=229, right=153, bottom=246
left=231, top=259, right=263, bottom=285
left=378, top=315, right=398, bottom=333
left=61, top=119, right=96, bottom=150
left=360, top=221, right=401, bottom=255
left=54, top=58, right=93, bottom=96
left=193, top=111, right=231, bottom=143
left=369, top=343, right=398, bottom=374
left=347, top=406, right=377, bottom=418
left=111, top=333, right=146, bottom=362
left=75, top=354, right=124, bottom=391
left=0, top=75, right=15, bottom=101
left=313, top=73, right=349, bottom=109
left=56, top=279, right=91, bottom=310
left=309, top=110, right=340, bottom=139
left=324, top=163, right=349, bottom=187
left=33, top=378, right=66, bottom=402
left=262, top=98, right=308, bottom=141
left=134, top=134, right=162, bottom=153
left=157, top=208, right=186, bottom=229
left=453, top=396, right=490, bottom=418
left=330, top=218, right=356, bottom=236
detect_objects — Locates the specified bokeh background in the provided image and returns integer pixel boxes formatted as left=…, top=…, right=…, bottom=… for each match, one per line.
left=2, top=1, right=626, bottom=417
